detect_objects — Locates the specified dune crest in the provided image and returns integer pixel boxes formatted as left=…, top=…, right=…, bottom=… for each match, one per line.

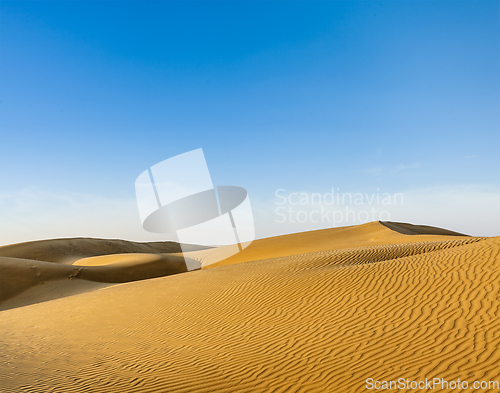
left=379, top=221, right=467, bottom=236
left=197, top=221, right=473, bottom=268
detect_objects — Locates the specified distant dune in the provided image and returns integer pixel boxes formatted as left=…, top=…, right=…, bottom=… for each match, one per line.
left=0, top=239, right=210, bottom=310
left=0, top=237, right=210, bottom=264
left=1, top=221, right=499, bottom=392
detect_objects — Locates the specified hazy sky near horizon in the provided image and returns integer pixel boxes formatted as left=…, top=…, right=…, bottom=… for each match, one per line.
left=1, top=1, right=499, bottom=245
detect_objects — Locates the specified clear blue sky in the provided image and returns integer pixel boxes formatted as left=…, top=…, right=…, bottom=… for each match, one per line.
left=1, top=1, right=499, bottom=244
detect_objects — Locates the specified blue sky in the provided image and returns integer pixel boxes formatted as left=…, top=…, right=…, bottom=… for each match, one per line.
left=1, top=1, right=499, bottom=244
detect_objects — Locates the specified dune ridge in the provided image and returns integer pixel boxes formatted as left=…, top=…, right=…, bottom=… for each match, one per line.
left=197, top=221, right=473, bottom=268
left=1, top=221, right=498, bottom=392
left=379, top=221, right=467, bottom=236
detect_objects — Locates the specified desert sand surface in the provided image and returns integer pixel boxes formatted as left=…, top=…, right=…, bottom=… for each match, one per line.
left=1, top=221, right=499, bottom=392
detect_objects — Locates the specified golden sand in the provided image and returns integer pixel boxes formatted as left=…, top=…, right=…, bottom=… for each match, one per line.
left=1, top=221, right=499, bottom=392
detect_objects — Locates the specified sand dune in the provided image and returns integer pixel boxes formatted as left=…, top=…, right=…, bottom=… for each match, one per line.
left=0, top=237, right=210, bottom=264
left=0, top=238, right=208, bottom=310
left=0, top=253, right=191, bottom=311
left=189, top=220, right=472, bottom=268
left=1, top=221, right=499, bottom=392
